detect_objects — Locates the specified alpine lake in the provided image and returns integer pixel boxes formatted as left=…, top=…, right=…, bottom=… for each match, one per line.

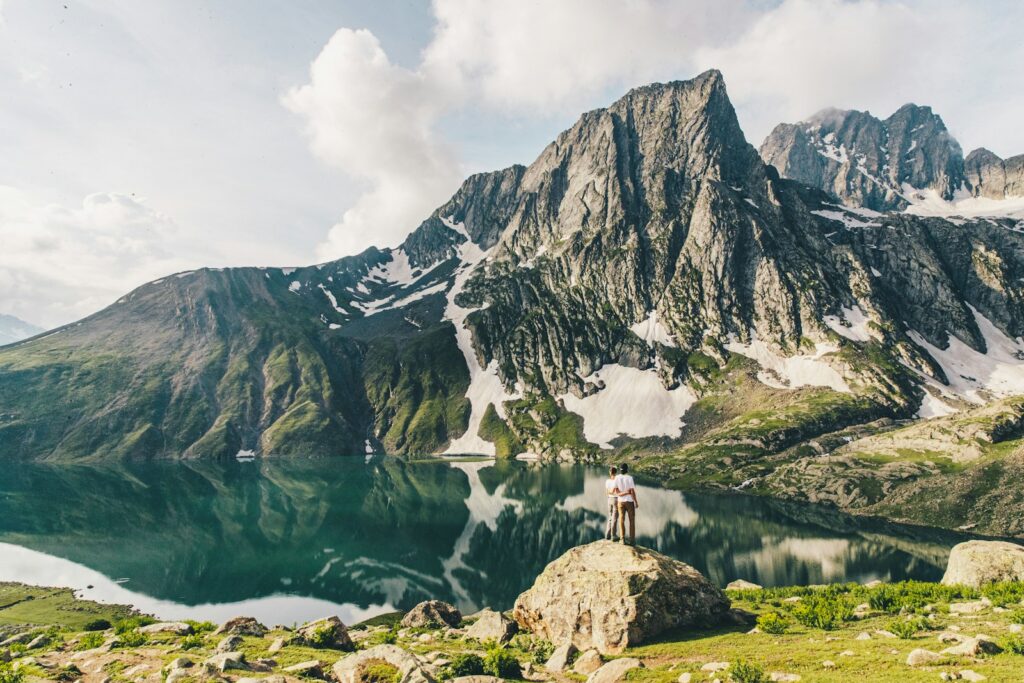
left=0, top=456, right=975, bottom=626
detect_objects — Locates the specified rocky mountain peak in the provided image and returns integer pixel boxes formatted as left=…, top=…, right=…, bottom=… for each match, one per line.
left=964, top=147, right=1024, bottom=200
left=760, top=103, right=963, bottom=211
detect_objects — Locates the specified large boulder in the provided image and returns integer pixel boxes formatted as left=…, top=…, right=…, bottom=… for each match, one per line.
left=513, top=541, right=729, bottom=654
left=941, top=540, right=1024, bottom=587
left=401, top=601, right=462, bottom=629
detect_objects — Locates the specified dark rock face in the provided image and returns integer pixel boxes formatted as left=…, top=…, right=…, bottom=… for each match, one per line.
left=964, top=148, right=1024, bottom=199
left=760, top=105, right=964, bottom=211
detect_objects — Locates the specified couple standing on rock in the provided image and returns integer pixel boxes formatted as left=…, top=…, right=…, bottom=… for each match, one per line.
left=604, top=464, right=639, bottom=545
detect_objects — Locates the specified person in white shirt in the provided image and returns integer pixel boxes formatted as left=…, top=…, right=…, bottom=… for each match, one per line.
left=604, top=466, right=619, bottom=541
left=613, top=463, right=638, bottom=545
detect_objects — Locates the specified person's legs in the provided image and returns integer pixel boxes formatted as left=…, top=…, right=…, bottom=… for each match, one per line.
left=605, top=499, right=619, bottom=540
left=617, top=502, right=628, bottom=542
left=625, top=502, right=636, bottom=544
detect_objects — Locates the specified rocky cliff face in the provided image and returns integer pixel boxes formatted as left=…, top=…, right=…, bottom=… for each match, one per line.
left=2, top=71, right=1024, bottom=477
left=759, top=105, right=965, bottom=211
left=964, top=148, right=1024, bottom=199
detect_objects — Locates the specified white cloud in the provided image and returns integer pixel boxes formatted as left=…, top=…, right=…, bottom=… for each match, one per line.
left=0, top=188, right=202, bottom=328
left=283, top=28, right=462, bottom=260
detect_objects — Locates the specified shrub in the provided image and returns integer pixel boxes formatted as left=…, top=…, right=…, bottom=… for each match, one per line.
left=483, top=648, right=521, bottom=679
left=54, top=665, right=82, bottom=682
left=756, top=612, right=789, bottom=635
left=114, top=630, right=148, bottom=648
left=184, top=620, right=216, bottom=634
left=0, top=662, right=25, bottom=683
left=728, top=660, right=768, bottom=683
left=887, top=617, right=930, bottom=639
left=76, top=632, right=106, bottom=651
left=1005, top=635, right=1024, bottom=655
left=1009, top=608, right=1024, bottom=625
left=83, top=619, right=111, bottom=632
left=359, top=660, right=400, bottom=683
left=113, top=616, right=155, bottom=635
left=790, top=594, right=854, bottom=630
left=179, top=634, right=204, bottom=650
left=980, top=581, right=1024, bottom=608
left=441, top=653, right=485, bottom=680
left=365, top=627, right=398, bottom=647
left=509, top=634, right=555, bottom=664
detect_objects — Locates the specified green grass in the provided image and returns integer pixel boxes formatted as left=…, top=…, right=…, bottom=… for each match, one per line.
left=0, top=583, right=137, bottom=630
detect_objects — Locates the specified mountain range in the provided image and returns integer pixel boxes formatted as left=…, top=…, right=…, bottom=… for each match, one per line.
left=0, top=314, right=44, bottom=347
left=2, top=70, right=1023, bottom=535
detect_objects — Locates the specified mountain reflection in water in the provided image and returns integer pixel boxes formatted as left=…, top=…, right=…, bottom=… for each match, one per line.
left=0, top=457, right=969, bottom=624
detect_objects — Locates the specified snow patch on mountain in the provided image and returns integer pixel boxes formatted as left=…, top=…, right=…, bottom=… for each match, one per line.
left=916, top=389, right=957, bottom=418
left=725, top=334, right=851, bottom=393
left=903, top=185, right=1024, bottom=219
left=442, top=217, right=521, bottom=455
left=630, top=311, right=676, bottom=347
left=909, top=307, right=1024, bottom=404
left=812, top=208, right=882, bottom=229
left=823, top=305, right=874, bottom=342
left=559, top=364, right=697, bottom=449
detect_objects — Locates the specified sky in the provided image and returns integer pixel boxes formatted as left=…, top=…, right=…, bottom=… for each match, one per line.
left=2, top=0, right=1022, bottom=329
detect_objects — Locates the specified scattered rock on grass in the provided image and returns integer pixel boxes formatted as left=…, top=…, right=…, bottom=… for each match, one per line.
left=573, top=650, right=603, bottom=675
left=292, top=616, right=354, bottom=651
left=215, top=617, right=267, bottom=637
left=139, top=622, right=193, bottom=636
left=267, top=637, right=285, bottom=654
left=465, top=609, right=517, bottom=644
left=284, top=660, right=325, bottom=678
left=216, top=635, right=243, bottom=653
left=906, top=649, right=943, bottom=667
left=204, top=651, right=247, bottom=673
left=941, top=635, right=1002, bottom=657
left=544, top=643, right=577, bottom=672
left=726, top=579, right=762, bottom=590
left=332, top=644, right=427, bottom=683
left=401, top=601, right=462, bottom=629
left=769, top=674, right=801, bottom=682
left=959, top=670, right=986, bottom=682
left=701, top=662, right=729, bottom=672
left=586, top=657, right=643, bottom=683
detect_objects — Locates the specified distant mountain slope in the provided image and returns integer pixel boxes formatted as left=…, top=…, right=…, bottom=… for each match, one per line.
left=759, top=104, right=1024, bottom=217
left=2, top=70, right=1024, bottom=538
left=0, top=314, right=44, bottom=346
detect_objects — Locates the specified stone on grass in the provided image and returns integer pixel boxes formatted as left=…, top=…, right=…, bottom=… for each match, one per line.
left=291, top=616, right=354, bottom=650
left=821, top=660, right=836, bottom=669
left=949, top=600, right=989, bottom=614
left=139, top=622, right=193, bottom=636
left=267, top=637, right=285, bottom=654
left=959, top=670, right=986, bottom=682
left=839, top=650, right=854, bottom=657
left=165, top=658, right=193, bottom=671
left=941, top=636, right=1002, bottom=657
left=215, top=617, right=267, bottom=637
left=513, top=541, right=729, bottom=654
left=573, top=650, right=603, bottom=675
left=544, top=643, right=577, bottom=672
left=204, top=651, right=247, bottom=673
left=586, top=657, right=642, bottom=683
left=464, top=609, right=517, bottom=644
left=906, top=649, right=943, bottom=667
left=25, top=634, right=49, bottom=650
left=701, top=662, right=729, bottom=672
left=678, top=673, right=692, bottom=683
left=332, top=644, right=430, bottom=683
left=726, top=579, right=762, bottom=591
left=216, top=635, right=243, bottom=653
left=284, top=660, right=325, bottom=678
left=941, top=541, right=1024, bottom=588
left=165, top=670, right=190, bottom=683
left=401, top=601, right=462, bottom=629
left=856, top=632, right=871, bottom=640
left=769, top=674, right=801, bottom=682
left=874, top=629, right=898, bottom=639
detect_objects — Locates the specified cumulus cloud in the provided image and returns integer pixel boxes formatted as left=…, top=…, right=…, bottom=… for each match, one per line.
left=0, top=188, right=199, bottom=328
left=283, top=28, right=462, bottom=260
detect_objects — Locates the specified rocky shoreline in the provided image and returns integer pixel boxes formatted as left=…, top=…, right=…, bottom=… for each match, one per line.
left=4, top=540, right=1024, bottom=683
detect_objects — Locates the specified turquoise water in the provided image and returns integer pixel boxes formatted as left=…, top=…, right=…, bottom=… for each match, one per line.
left=0, top=457, right=969, bottom=625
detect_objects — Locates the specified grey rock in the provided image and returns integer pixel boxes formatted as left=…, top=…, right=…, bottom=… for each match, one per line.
left=544, top=643, right=577, bottom=672
left=204, top=651, right=247, bottom=673
left=290, top=616, right=354, bottom=651
left=572, top=650, right=603, bottom=675
left=267, top=637, right=285, bottom=654
left=214, top=617, right=267, bottom=637
left=139, top=622, right=193, bottom=636
left=283, top=660, right=325, bottom=678
left=216, top=635, right=243, bottom=653
left=585, top=658, right=642, bottom=683
left=726, top=580, right=762, bottom=591
left=401, top=601, right=462, bottom=629
left=165, top=658, right=193, bottom=671
left=514, top=541, right=729, bottom=654
left=464, top=610, right=517, bottom=644
left=942, top=540, right=1024, bottom=587
left=332, top=644, right=432, bottom=683
left=964, top=148, right=1024, bottom=199
left=905, top=648, right=942, bottom=667
left=25, top=634, right=49, bottom=650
